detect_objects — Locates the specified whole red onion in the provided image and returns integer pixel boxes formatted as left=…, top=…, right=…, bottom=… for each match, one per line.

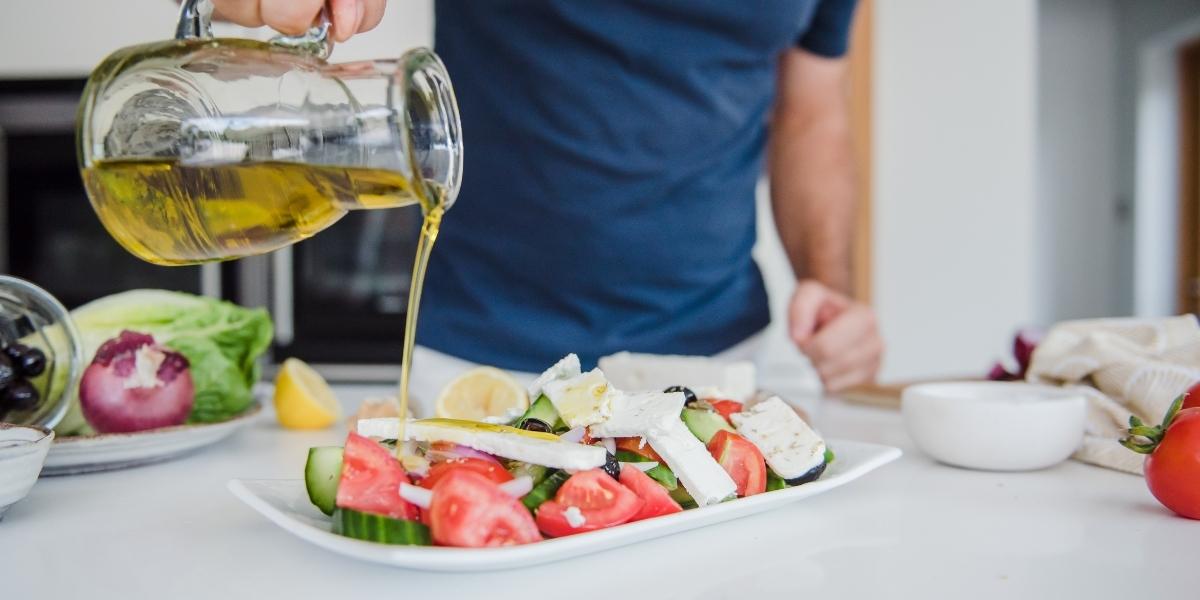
left=80, top=331, right=195, bottom=433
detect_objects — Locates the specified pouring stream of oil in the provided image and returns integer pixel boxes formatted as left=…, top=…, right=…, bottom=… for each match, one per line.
left=394, top=204, right=442, bottom=458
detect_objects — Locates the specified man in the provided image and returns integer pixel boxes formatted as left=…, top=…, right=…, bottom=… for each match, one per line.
left=214, top=0, right=883, bottom=401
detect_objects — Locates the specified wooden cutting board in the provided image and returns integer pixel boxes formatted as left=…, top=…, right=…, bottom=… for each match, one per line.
left=838, top=377, right=983, bottom=409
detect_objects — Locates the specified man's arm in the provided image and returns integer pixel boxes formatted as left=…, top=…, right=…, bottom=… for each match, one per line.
left=769, top=48, right=855, bottom=293
left=769, top=48, right=882, bottom=392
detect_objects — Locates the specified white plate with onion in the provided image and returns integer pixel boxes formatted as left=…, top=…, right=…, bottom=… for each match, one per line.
left=227, top=437, right=901, bottom=572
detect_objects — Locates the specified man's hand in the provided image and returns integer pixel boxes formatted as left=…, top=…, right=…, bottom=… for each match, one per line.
left=211, top=0, right=387, bottom=43
left=789, top=279, right=882, bottom=392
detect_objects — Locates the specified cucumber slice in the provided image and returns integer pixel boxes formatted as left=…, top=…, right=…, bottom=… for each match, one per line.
left=614, top=450, right=678, bottom=491
left=305, top=446, right=344, bottom=516
left=332, top=508, right=431, bottom=545
left=766, top=469, right=788, bottom=492
left=681, top=408, right=734, bottom=444
left=522, top=469, right=570, bottom=512
left=506, top=460, right=549, bottom=486
left=669, top=484, right=697, bottom=510
left=516, top=394, right=567, bottom=432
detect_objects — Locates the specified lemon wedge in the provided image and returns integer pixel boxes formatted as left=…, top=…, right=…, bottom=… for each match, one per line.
left=434, top=366, right=529, bottom=422
left=274, top=358, right=342, bottom=429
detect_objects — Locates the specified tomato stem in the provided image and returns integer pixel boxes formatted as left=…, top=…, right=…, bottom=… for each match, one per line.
left=1120, top=394, right=1187, bottom=455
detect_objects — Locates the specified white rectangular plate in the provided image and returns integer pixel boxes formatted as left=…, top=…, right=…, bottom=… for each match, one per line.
left=228, top=438, right=901, bottom=572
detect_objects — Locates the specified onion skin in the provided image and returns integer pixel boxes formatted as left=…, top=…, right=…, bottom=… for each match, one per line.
left=79, top=330, right=195, bottom=433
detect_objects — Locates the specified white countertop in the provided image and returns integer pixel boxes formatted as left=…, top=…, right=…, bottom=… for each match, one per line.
left=2, top=385, right=1197, bottom=599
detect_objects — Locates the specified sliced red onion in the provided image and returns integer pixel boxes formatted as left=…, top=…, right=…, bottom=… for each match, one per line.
left=560, top=426, right=586, bottom=443
left=497, top=475, right=533, bottom=498
left=987, top=361, right=1019, bottom=381
left=1013, top=329, right=1043, bottom=375
left=398, top=482, right=432, bottom=509
left=426, top=442, right=500, bottom=464
left=620, top=461, right=659, bottom=472
left=601, top=437, right=616, bottom=454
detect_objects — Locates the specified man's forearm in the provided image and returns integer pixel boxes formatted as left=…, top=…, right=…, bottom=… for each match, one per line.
left=768, top=51, right=857, bottom=294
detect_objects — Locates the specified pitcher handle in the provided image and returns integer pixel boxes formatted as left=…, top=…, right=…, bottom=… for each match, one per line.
left=175, top=0, right=333, bottom=59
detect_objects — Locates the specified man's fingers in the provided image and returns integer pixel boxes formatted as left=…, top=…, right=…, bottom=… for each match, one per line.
left=210, top=0, right=264, bottom=27
left=812, top=330, right=882, bottom=385
left=824, top=363, right=879, bottom=393
left=328, top=0, right=363, bottom=42
left=789, top=280, right=847, bottom=344
left=261, top=0, right=325, bottom=35
left=359, top=0, right=387, bottom=33
left=798, top=303, right=874, bottom=363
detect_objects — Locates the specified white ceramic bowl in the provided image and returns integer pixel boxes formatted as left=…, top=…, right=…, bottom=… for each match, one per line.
left=901, top=381, right=1086, bottom=471
left=0, top=423, right=53, bottom=520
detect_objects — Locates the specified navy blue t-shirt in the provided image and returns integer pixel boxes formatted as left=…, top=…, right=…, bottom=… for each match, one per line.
left=420, top=0, right=858, bottom=371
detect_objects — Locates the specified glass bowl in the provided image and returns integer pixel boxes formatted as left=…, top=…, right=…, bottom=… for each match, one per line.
left=0, top=276, right=83, bottom=429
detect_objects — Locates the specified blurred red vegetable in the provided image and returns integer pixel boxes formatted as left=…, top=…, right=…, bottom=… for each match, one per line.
left=987, top=328, right=1043, bottom=381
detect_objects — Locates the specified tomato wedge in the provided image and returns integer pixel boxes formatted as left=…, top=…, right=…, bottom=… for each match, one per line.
left=615, top=436, right=661, bottom=462
left=707, top=429, right=767, bottom=497
left=708, top=399, right=743, bottom=423
left=427, top=469, right=542, bottom=547
left=618, top=464, right=683, bottom=521
left=335, top=432, right=419, bottom=520
left=535, top=469, right=643, bottom=537
left=417, top=457, right=513, bottom=490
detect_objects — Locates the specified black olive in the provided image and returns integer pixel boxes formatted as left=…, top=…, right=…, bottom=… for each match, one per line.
left=3, top=379, right=39, bottom=411
left=519, top=418, right=552, bottom=433
left=602, top=451, right=621, bottom=480
left=0, top=354, right=14, bottom=389
left=14, top=347, right=46, bottom=377
left=4, top=343, right=30, bottom=362
left=784, top=461, right=827, bottom=486
left=664, top=385, right=698, bottom=406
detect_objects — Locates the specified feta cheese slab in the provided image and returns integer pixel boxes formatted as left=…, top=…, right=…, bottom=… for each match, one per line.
left=647, top=420, right=737, bottom=506
left=527, top=353, right=582, bottom=400
left=587, top=391, right=685, bottom=438
left=730, top=396, right=825, bottom=480
left=587, top=390, right=735, bottom=506
left=542, top=368, right=615, bottom=429
left=357, top=418, right=607, bottom=471
left=598, top=351, right=756, bottom=402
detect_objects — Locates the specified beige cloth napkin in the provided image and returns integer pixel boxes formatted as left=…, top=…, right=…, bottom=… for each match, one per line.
left=1026, top=315, right=1200, bottom=474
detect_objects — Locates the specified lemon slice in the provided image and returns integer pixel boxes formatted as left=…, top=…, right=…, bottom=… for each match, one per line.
left=274, top=358, right=342, bottom=429
left=435, top=367, right=529, bottom=422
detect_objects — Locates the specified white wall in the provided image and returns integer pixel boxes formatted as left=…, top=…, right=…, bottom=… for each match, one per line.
left=1036, top=0, right=1121, bottom=323
left=873, top=0, right=1040, bottom=380
left=0, top=0, right=433, bottom=78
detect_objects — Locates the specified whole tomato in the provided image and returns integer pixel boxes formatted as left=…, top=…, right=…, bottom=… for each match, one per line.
left=1123, top=396, right=1200, bottom=519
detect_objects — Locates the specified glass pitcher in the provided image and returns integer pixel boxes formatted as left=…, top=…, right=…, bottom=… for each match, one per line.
left=76, top=0, right=462, bottom=266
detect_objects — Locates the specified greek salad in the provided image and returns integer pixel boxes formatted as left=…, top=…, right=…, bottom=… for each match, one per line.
left=303, top=354, right=832, bottom=547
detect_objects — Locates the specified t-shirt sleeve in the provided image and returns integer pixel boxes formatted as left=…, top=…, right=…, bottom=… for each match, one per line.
left=796, top=0, right=860, bottom=58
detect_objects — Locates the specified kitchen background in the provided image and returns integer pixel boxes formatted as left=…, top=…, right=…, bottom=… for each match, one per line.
left=0, top=0, right=1196, bottom=384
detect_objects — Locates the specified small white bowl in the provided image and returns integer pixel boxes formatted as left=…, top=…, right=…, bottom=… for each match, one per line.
left=0, top=423, right=54, bottom=520
left=901, top=381, right=1086, bottom=471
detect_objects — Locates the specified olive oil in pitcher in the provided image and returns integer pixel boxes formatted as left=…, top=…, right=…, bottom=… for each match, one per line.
left=81, top=159, right=435, bottom=266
